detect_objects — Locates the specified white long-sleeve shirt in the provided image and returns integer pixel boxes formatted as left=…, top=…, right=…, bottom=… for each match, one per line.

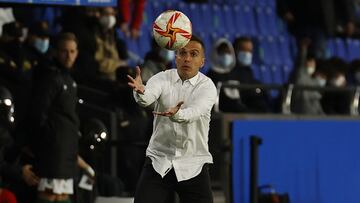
left=134, top=69, right=217, bottom=181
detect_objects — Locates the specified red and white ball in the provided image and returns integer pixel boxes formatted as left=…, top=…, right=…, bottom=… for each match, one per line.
left=152, top=10, right=192, bottom=50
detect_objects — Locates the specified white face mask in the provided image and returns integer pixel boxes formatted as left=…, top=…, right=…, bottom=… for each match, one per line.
left=331, top=75, right=346, bottom=87
left=34, top=38, right=49, bottom=54
left=99, top=15, right=116, bottom=29
left=237, top=51, right=252, bottom=66
left=218, top=54, right=234, bottom=68
left=159, top=49, right=175, bottom=62
left=306, top=66, right=315, bottom=75
left=316, top=77, right=326, bottom=87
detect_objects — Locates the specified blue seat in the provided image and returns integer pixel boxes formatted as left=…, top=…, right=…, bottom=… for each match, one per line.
left=259, top=64, right=272, bottom=84
left=251, top=64, right=262, bottom=82
left=222, top=4, right=237, bottom=35
left=277, top=35, right=293, bottom=66
left=326, top=38, right=336, bottom=58
left=189, top=3, right=203, bottom=34
left=346, top=38, right=360, bottom=62
left=255, top=6, right=268, bottom=35
left=270, top=65, right=284, bottom=84
left=200, top=4, right=212, bottom=34
left=233, top=5, right=246, bottom=36
left=255, top=6, right=279, bottom=36
left=257, top=36, right=281, bottom=65
left=211, top=4, right=225, bottom=35
left=334, top=37, right=347, bottom=60
left=264, top=6, right=279, bottom=35
left=242, top=5, right=257, bottom=36
left=282, top=64, right=293, bottom=83
left=138, top=31, right=151, bottom=58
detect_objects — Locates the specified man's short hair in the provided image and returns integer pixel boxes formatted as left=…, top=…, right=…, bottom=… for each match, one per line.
left=233, top=36, right=252, bottom=50
left=55, top=32, right=78, bottom=49
left=190, top=35, right=205, bottom=54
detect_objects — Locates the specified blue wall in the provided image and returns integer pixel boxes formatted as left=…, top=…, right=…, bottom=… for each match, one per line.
left=232, top=120, right=360, bottom=203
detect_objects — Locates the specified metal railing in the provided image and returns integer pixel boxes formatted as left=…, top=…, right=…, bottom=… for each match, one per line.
left=214, top=82, right=360, bottom=116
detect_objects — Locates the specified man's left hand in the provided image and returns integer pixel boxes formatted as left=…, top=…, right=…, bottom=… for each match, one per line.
left=153, top=101, right=184, bottom=117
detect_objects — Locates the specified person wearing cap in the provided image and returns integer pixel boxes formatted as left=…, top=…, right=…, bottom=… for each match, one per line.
left=26, top=21, right=51, bottom=59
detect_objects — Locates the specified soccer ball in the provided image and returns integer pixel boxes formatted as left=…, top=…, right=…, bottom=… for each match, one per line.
left=153, top=10, right=192, bottom=50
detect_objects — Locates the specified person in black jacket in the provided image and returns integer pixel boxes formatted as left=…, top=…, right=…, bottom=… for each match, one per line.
left=29, top=32, right=93, bottom=203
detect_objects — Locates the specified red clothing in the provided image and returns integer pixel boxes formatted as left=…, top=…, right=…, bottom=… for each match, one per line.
left=118, top=0, right=146, bottom=30
left=0, top=189, right=17, bottom=203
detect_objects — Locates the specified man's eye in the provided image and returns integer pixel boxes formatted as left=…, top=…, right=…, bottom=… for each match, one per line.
left=191, top=53, right=198, bottom=57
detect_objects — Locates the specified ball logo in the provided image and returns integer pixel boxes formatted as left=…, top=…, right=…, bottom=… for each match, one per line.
left=153, top=10, right=192, bottom=50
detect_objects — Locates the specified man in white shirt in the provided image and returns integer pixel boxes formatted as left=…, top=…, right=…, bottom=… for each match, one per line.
left=127, top=35, right=217, bottom=203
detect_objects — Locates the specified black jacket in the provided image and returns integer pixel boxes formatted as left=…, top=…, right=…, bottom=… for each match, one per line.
left=30, top=61, right=80, bottom=179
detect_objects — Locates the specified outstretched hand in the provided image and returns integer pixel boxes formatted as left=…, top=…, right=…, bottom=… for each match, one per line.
left=153, top=101, right=184, bottom=117
left=127, top=66, right=145, bottom=94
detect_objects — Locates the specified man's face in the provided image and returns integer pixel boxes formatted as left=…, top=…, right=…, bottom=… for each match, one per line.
left=239, top=41, right=253, bottom=53
left=56, top=40, right=78, bottom=69
left=175, top=40, right=205, bottom=80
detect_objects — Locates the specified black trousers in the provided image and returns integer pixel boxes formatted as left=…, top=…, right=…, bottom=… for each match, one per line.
left=134, top=158, right=213, bottom=203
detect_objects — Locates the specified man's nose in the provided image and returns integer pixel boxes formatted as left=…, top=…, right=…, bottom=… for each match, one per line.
left=184, top=53, right=191, bottom=61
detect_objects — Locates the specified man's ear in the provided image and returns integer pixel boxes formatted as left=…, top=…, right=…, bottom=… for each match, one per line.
left=200, top=57, right=205, bottom=68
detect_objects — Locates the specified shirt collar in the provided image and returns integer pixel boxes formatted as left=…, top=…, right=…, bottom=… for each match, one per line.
left=173, top=70, right=200, bottom=86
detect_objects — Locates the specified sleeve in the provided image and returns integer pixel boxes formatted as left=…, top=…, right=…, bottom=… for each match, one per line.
left=170, top=79, right=217, bottom=123
left=133, top=71, right=164, bottom=107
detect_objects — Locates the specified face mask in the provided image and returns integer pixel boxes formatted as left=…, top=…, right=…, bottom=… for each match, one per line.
left=355, top=72, right=360, bottom=83
left=159, top=49, right=175, bottom=62
left=306, top=66, right=315, bottom=75
left=331, top=75, right=346, bottom=87
left=316, top=77, right=326, bottom=87
left=237, top=51, right=252, bottom=66
left=218, top=54, right=234, bottom=67
left=34, top=38, right=49, bottom=54
left=99, top=15, right=116, bottom=29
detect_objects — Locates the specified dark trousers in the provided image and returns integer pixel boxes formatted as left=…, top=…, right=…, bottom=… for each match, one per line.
left=134, top=158, right=213, bottom=203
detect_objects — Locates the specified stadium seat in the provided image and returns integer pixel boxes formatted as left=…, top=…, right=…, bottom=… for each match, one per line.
left=278, top=35, right=293, bottom=66
left=259, top=64, right=272, bottom=84
left=270, top=65, right=284, bottom=84
left=251, top=64, right=263, bottom=82
left=334, top=37, right=347, bottom=60
left=222, top=4, right=237, bottom=35
left=282, top=64, right=293, bottom=83
left=346, top=38, right=360, bottom=62
left=242, top=5, right=257, bottom=36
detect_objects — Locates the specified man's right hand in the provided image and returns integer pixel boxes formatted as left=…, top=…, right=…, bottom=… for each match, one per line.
left=127, top=66, right=145, bottom=94
left=22, top=164, right=39, bottom=186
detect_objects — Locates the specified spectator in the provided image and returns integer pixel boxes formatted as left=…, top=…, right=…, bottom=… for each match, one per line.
left=277, top=0, right=356, bottom=59
left=96, top=7, right=128, bottom=81
left=61, top=7, right=100, bottom=86
left=321, top=57, right=351, bottom=115
left=141, top=38, right=174, bottom=83
left=28, top=33, right=93, bottom=203
left=118, top=0, right=146, bottom=39
left=291, top=54, right=325, bottom=115
left=207, top=38, right=248, bottom=112
left=228, top=36, right=270, bottom=113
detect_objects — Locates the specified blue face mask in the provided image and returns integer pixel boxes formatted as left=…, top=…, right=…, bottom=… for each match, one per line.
left=237, top=51, right=252, bottom=66
left=159, top=49, right=175, bottom=62
left=218, top=54, right=234, bottom=68
left=34, top=38, right=49, bottom=54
